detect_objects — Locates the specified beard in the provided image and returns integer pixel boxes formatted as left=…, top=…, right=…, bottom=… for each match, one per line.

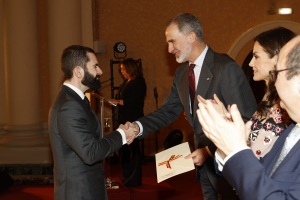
left=174, top=44, right=192, bottom=63
left=81, top=68, right=102, bottom=91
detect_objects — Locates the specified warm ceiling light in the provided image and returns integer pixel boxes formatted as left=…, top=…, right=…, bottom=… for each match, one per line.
left=278, top=8, right=292, bottom=15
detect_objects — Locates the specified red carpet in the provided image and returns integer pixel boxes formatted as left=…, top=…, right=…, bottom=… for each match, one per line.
left=0, top=185, right=53, bottom=200
left=127, top=177, right=175, bottom=200
left=0, top=159, right=203, bottom=200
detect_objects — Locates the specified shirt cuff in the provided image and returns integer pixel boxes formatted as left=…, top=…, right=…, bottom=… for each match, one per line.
left=215, top=146, right=250, bottom=172
left=215, top=149, right=225, bottom=172
left=116, top=128, right=127, bottom=145
left=133, top=121, right=143, bottom=137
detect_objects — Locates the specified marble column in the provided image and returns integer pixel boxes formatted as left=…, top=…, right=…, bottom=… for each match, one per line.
left=47, top=0, right=82, bottom=104
left=0, top=0, right=52, bottom=164
left=0, top=0, right=7, bottom=140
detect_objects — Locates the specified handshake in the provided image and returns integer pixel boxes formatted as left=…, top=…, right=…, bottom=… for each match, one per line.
left=119, top=122, right=140, bottom=145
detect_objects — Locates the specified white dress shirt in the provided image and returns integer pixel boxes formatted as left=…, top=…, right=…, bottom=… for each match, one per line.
left=189, top=45, right=208, bottom=113
left=63, top=83, right=127, bottom=145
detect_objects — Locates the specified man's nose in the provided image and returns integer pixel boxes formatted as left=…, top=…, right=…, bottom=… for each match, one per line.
left=97, top=68, right=102, bottom=75
left=168, top=44, right=174, bottom=53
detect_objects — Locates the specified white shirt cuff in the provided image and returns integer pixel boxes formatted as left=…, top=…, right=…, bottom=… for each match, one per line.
left=116, top=128, right=127, bottom=145
left=215, top=146, right=250, bottom=172
left=215, top=149, right=225, bottom=172
left=133, top=121, right=143, bottom=137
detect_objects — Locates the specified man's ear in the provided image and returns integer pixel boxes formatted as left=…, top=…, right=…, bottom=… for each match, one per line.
left=74, top=66, right=83, bottom=79
left=188, top=32, right=196, bottom=44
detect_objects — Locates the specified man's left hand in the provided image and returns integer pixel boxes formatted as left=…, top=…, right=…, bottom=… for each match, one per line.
left=184, top=148, right=209, bottom=166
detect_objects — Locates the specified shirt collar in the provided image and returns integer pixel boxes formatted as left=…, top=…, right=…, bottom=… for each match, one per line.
left=63, top=83, right=85, bottom=100
left=189, top=45, right=208, bottom=67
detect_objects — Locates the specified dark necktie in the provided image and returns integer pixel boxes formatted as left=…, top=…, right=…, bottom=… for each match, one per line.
left=189, top=64, right=196, bottom=112
left=83, top=96, right=92, bottom=114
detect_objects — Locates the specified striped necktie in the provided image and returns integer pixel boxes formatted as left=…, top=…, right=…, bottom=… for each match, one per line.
left=269, top=125, right=300, bottom=177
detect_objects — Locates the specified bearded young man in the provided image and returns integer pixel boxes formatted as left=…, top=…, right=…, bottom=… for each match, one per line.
left=49, top=45, right=137, bottom=200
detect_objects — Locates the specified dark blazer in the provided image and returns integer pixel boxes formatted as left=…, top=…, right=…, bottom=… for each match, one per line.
left=118, top=76, right=147, bottom=124
left=49, top=85, right=123, bottom=200
left=138, top=47, right=257, bottom=194
left=223, top=123, right=300, bottom=200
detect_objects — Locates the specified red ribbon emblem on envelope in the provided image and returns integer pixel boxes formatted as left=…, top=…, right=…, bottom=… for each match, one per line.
left=158, top=155, right=183, bottom=169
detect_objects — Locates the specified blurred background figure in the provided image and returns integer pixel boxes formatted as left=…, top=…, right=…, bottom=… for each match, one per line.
left=107, top=58, right=147, bottom=187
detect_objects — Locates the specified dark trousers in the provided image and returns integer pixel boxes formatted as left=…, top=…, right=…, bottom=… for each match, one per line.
left=119, top=139, right=142, bottom=187
left=197, top=158, right=240, bottom=200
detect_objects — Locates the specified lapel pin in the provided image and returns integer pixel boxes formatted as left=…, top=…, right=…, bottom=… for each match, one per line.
left=207, top=78, right=210, bottom=81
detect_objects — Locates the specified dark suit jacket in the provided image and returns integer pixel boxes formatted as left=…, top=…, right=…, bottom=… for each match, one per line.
left=49, top=85, right=123, bottom=200
left=118, top=76, right=147, bottom=124
left=223, top=123, right=300, bottom=200
left=137, top=47, right=257, bottom=194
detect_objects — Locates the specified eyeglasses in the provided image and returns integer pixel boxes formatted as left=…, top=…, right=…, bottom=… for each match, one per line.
left=269, top=67, right=299, bottom=82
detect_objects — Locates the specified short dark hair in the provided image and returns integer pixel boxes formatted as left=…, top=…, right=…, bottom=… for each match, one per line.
left=119, top=58, right=143, bottom=80
left=254, top=27, right=296, bottom=59
left=61, top=45, right=96, bottom=80
left=167, top=13, right=204, bottom=42
left=286, top=41, right=300, bottom=80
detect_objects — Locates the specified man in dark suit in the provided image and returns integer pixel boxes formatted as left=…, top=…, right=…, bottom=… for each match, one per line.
left=197, top=35, right=300, bottom=200
left=48, top=45, right=137, bottom=200
left=128, top=13, right=257, bottom=199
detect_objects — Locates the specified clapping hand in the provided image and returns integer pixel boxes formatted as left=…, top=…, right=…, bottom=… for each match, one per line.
left=197, top=94, right=228, bottom=115
left=196, top=100, right=248, bottom=157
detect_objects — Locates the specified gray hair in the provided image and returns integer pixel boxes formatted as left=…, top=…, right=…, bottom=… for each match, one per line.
left=286, top=42, right=300, bottom=80
left=167, top=13, right=204, bottom=42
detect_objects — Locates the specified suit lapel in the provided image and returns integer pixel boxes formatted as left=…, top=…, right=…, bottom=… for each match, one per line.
left=181, top=63, right=193, bottom=123
left=62, top=85, right=96, bottom=130
left=193, top=48, right=214, bottom=119
left=62, top=85, right=101, bottom=139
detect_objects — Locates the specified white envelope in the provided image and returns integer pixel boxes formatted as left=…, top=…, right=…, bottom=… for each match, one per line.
left=155, top=142, right=195, bottom=183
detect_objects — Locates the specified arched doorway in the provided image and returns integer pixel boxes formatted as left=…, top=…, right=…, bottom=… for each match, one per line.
left=228, top=21, right=300, bottom=103
left=228, top=20, right=300, bottom=60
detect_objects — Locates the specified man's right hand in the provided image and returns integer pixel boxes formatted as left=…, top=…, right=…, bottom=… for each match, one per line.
left=118, top=122, right=140, bottom=144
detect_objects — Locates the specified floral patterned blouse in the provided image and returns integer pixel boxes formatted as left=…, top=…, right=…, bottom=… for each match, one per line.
left=248, top=104, right=289, bottom=159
